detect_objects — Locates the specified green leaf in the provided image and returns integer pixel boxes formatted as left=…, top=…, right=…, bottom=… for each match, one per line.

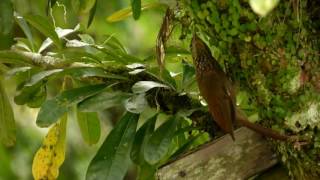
left=37, top=84, right=107, bottom=127
left=14, top=13, right=35, bottom=51
left=39, top=25, right=80, bottom=53
left=101, top=34, right=126, bottom=53
left=61, top=49, right=102, bottom=64
left=161, top=68, right=177, bottom=89
left=0, top=0, right=13, bottom=49
left=181, top=60, right=195, bottom=90
left=78, top=91, right=131, bottom=112
left=132, top=81, right=169, bottom=94
left=0, top=0, right=14, bottom=35
left=25, top=69, right=63, bottom=87
left=62, top=67, right=127, bottom=80
left=46, top=0, right=58, bottom=15
left=86, top=112, right=139, bottom=180
left=131, top=0, right=141, bottom=20
left=137, top=164, right=156, bottom=180
left=26, top=85, right=46, bottom=108
left=0, top=51, right=33, bottom=65
left=106, top=2, right=164, bottom=22
left=78, top=34, right=95, bottom=44
left=144, top=116, right=178, bottom=165
left=170, top=133, right=204, bottom=159
left=36, top=99, right=68, bottom=127
left=87, top=0, right=97, bottom=27
left=124, top=93, right=148, bottom=114
left=94, top=46, right=143, bottom=63
left=77, top=111, right=101, bottom=145
left=24, top=67, right=126, bottom=89
left=80, top=0, right=97, bottom=13
left=130, top=114, right=157, bottom=164
left=0, top=79, right=16, bottom=147
left=24, top=15, right=62, bottom=49
left=15, top=79, right=47, bottom=108
left=14, top=37, right=33, bottom=52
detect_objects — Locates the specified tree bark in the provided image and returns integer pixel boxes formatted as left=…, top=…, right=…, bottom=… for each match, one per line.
left=157, top=127, right=278, bottom=180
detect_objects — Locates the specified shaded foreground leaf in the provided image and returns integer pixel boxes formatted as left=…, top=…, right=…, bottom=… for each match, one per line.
left=131, top=0, right=141, bottom=20
left=144, top=116, right=178, bottom=165
left=32, top=115, right=67, bottom=180
left=86, top=112, right=139, bottom=180
left=106, top=3, right=164, bottom=22
left=132, top=81, right=169, bottom=94
left=87, top=0, right=97, bottom=27
left=0, top=79, right=16, bottom=147
left=24, top=14, right=62, bottom=49
left=124, top=93, right=148, bottom=114
left=77, top=111, right=101, bottom=145
left=130, top=113, right=157, bottom=164
left=37, top=84, right=107, bottom=127
left=0, top=50, right=33, bottom=65
left=14, top=13, right=35, bottom=51
left=78, top=91, right=131, bottom=112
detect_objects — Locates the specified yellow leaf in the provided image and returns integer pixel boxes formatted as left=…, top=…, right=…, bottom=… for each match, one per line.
left=106, top=2, right=165, bottom=23
left=32, top=115, right=67, bottom=180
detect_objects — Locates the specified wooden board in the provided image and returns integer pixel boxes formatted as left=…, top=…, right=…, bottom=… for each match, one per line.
left=157, top=127, right=278, bottom=180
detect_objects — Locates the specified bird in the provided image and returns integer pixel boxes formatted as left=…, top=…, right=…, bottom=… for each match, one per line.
left=191, top=34, right=236, bottom=140
left=190, top=34, right=299, bottom=142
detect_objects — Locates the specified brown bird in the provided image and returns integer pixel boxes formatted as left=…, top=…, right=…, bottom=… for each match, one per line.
left=191, top=34, right=299, bottom=142
left=191, top=34, right=236, bottom=140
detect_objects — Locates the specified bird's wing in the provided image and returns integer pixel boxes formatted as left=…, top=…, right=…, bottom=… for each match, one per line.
left=197, top=72, right=235, bottom=139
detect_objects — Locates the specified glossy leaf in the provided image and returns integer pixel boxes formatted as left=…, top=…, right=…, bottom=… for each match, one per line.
left=124, top=93, right=148, bottom=114
left=32, top=115, right=67, bottom=180
left=80, top=0, right=97, bottom=13
left=61, top=49, right=102, bottom=63
left=161, top=68, right=177, bottom=89
left=14, top=82, right=44, bottom=105
left=78, top=34, right=95, bottom=44
left=0, top=0, right=14, bottom=35
left=62, top=67, right=127, bottom=80
left=0, top=51, right=33, bottom=65
left=24, top=67, right=126, bottom=89
left=132, top=81, right=169, bottom=94
left=46, top=0, right=58, bottom=15
left=14, top=37, right=33, bottom=52
left=131, top=0, right=141, bottom=20
left=137, top=164, right=156, bottom=180
left=24, top=15, right=62, bottom=49
left=14, top=13, right=35, bottom=51
left=144, top=116, right=178, bottom=165
left=78, top=91, right=131, bottom=112
left=0, top=80, right=16, bottom=147
left=26, top=85, right=47, bottom=108
left=25, top=69, right=63, bottom=87
left=106, top=3, right=164, bottom=22
left=86, top=112, right=139, bottom=180
left=170, top=133, right=204, bottom=159
left=181, top=60, right=195, bottom=90
left=87, top=0, right=97, bottom=27
left=130, top=114, right=157, bottom=164
left=101, top=34, right=126, bottom=53
left=38, top=25, right=80, bottom=53
left=77, top=111, right=101, bottom=145
left=95, top=46, right=143, bottom=63
left=37, top=84, right=107, bottom=127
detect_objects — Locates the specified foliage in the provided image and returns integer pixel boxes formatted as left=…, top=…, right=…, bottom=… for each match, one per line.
left=0, top=1, right=208, bottom=179
left=1, top=0, right=320, bottom=179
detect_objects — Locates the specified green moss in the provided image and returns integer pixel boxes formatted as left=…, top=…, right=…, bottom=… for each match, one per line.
left=178, top=0, right=320, bottom=178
